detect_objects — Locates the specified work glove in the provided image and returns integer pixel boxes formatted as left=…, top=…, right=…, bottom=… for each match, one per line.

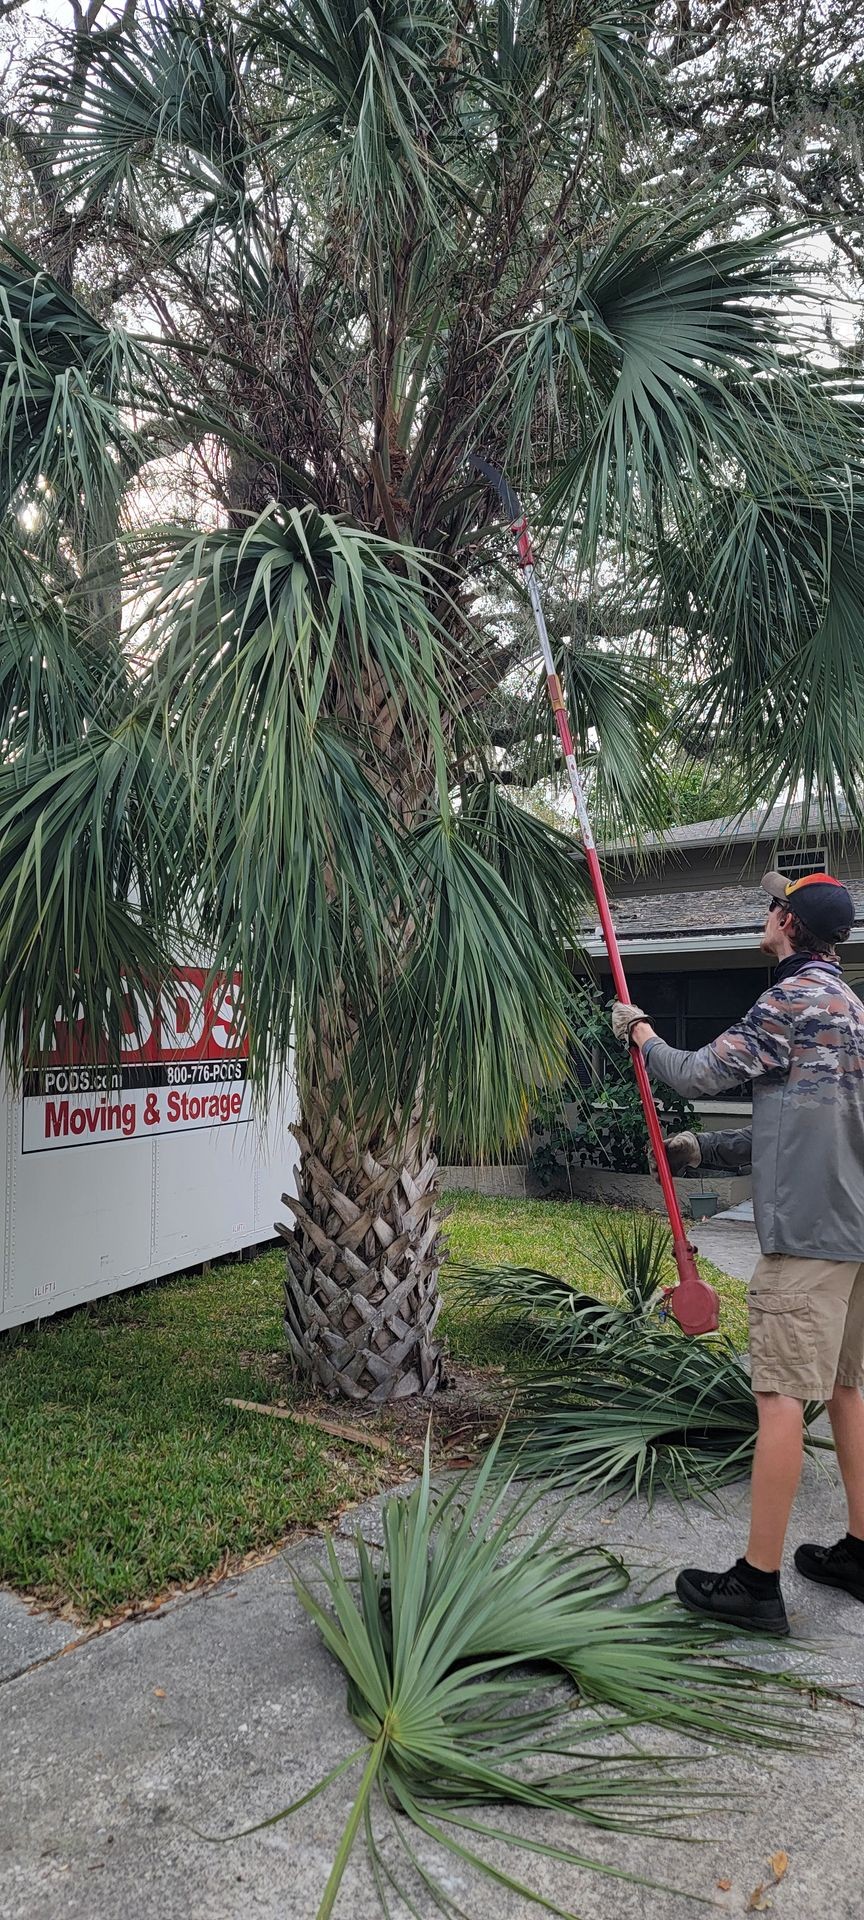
left=649, top=1130, right=702, bottom=1180
left=610, top=1000, right=649, bottom=1044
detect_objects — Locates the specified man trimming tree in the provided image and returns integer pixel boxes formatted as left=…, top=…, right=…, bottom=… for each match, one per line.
left=612, top=870, right=864, bottom=1635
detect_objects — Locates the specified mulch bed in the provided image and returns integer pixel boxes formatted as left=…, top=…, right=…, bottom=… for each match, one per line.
left=242, top=1351, right=514, bottom=1471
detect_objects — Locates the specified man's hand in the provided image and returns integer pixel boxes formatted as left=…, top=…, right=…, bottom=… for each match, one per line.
left=649, top=1130, right=702, bottom=1181
left=610, top=1000, right=649, bottom=1044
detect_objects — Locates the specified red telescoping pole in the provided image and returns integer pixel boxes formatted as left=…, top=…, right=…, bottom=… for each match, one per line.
left=473, top=458, right=718, bottom=1336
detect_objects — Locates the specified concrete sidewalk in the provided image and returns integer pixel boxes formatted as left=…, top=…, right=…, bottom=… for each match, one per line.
left=689, top=1209, right=759, bottom=1284
left=2, top=1443, right=864, bottom=1920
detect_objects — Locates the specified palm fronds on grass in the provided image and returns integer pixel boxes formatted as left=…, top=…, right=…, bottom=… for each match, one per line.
left=447, top=1263, right=630, bottom=1365
left=504, top=1334, right=827, bottom=1504
left=239, top=1437, right=830, bottom=1918
left=449, top=1214, right=672, bottom=1362
left=449, top=1221, right=826, bottom=1501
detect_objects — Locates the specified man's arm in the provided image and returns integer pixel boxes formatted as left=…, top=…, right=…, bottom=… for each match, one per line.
left=697, top=1127, right=753, bottom=1174
left=621, top=992, right=793, bottom=1100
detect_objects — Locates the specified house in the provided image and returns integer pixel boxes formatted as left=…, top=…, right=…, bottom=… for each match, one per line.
left=448, top=801, right=864, bottom=1207
left=578, top=800, right=864, bottom=1137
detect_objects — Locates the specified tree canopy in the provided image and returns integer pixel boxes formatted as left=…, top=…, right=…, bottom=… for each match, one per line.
left=1, top=0, right=863, bottom=1134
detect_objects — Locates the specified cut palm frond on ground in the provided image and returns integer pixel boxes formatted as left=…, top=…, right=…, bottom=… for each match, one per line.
left=592, top=1213, right=673, bottom=1315
left=446, top=1262, right=630, bottom=1362
left=240, top=1437, right=832, bottom=1919
left=450, top=1224, right=827, bottom=1502
left=449, top=1215, right=672, bottom=1363
left=505, top=1336, right=827, bottom=1504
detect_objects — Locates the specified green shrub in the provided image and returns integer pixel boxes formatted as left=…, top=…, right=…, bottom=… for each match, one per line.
left=532, top=983, right=696, bottom=1178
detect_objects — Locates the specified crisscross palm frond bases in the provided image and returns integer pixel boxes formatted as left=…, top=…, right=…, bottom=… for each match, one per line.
left=3, top=0, right=863, bottom=1394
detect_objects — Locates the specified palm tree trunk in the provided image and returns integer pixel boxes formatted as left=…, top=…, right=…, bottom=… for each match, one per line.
left=277, top=644, right=448, bottom=1402
left=278, top=1089, right=444, bottom=1403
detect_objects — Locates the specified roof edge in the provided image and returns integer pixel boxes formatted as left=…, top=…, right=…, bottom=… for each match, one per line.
left=601, top=798, right=860, bottom=860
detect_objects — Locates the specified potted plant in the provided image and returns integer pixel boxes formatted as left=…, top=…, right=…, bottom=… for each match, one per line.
left=688, top=1178, right=720, bottom=1221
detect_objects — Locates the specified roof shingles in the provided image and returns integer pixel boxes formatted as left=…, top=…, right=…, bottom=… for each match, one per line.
left=579, top=884, right=764, bottom=941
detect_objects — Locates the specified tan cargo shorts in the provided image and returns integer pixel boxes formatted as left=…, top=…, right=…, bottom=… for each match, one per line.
left=748, top=1254, right=864, bottom=1400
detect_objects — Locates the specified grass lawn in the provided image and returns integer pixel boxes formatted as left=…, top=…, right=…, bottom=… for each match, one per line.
left=0, top=1193, right=747, bottom=1620
left=0, top=1253, right=379, bottom=1620
left=441, top=1192, right=749, bottom=1358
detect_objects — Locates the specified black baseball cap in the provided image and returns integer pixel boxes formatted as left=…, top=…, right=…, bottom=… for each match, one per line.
left=761, top=869, right=856, bottom=939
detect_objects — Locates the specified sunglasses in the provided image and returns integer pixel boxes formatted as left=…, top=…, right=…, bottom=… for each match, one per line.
left=767, top=898, right=786, bottom=915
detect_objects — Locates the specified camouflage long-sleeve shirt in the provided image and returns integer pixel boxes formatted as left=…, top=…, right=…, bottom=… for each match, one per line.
left=642, top=961, right=864, bottom=1260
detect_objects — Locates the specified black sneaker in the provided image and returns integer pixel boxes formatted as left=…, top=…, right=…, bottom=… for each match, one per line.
left=794, top=1538, right=864, bottom=1603
left=675, top=1563, right=790, bottom=1636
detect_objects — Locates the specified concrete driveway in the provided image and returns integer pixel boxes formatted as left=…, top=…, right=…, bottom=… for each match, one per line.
left=2, top=1437, right=864, bottom=1920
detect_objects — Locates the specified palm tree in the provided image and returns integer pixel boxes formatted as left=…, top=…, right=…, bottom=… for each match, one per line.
left=2, top=0, right=862, bottom=1402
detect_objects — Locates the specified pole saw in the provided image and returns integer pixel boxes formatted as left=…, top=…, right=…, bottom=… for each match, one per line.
left=472, top=456, right=719, bottom=1337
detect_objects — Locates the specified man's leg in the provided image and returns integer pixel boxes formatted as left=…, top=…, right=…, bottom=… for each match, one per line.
left=675, top=1254, right=836, bottom=1634
left=792, top=1264, right=864, bottom=1602
left=745, top=1392, right=805, bottom=1571
left=794, top=1382, right=864, bottom=1601
left=826, top=1383, right=864, bottom=1536
left=827, top=1264, right=864, bottom=1536
left=675, top=1384, right=798, bottom=1633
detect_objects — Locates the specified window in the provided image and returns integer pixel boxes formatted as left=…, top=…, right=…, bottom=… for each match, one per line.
left=591, top=965, right=772, bottom=1103
left=684, top=969, right=769, bottom=1067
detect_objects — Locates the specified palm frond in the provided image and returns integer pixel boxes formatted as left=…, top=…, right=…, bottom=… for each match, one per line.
left=504, top=1334, right=826, bottom=1504
left=501, top=208, right=811, bottom=551
left=35, top=0, right=250, bottom=215
left=0, top=532, right=101, bottom=755
left=521, top=636, right=668, bottom=836
left=237, top=1435, right=832, bottom=1917
left=143, top=505, right=453, bottom=748
left=468, top=0, right=651, bottom=162
left=262, top=0, right=451, bottom=238
left=0, top=245, right=140, bottom=520
left=457, top=778, right=588, bottom=950
left=577, top=3, right=654, bottom=138
left=449, top=1236, right=824, bottom=1504
left=448, top=1214, right=670, bottom=1366
left=0, top=716, right=188, bottom=1073
left=590, top=1211, right=672, bottom=1314
left=137, top=506, right=459, bottom=1089
left=196, top=715, right=411, bottom=1098
left=664, top=479, right=864, bottom=822
left=351, top=815, right=571, bottom=1159
left=447, top=1261, right=629, bottom=1362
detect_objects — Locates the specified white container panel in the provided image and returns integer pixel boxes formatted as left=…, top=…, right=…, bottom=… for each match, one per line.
left=150, top=1105, right=296, bottom=1274
left=4, top=1125, right=156, bottom=1323
left=0, top=970, right=299, bottom=1331
left=0, top=1077, right=298, bottom=1333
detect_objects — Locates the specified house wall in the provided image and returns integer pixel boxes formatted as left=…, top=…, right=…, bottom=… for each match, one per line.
left=607, top=836, right=864, bottom=902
